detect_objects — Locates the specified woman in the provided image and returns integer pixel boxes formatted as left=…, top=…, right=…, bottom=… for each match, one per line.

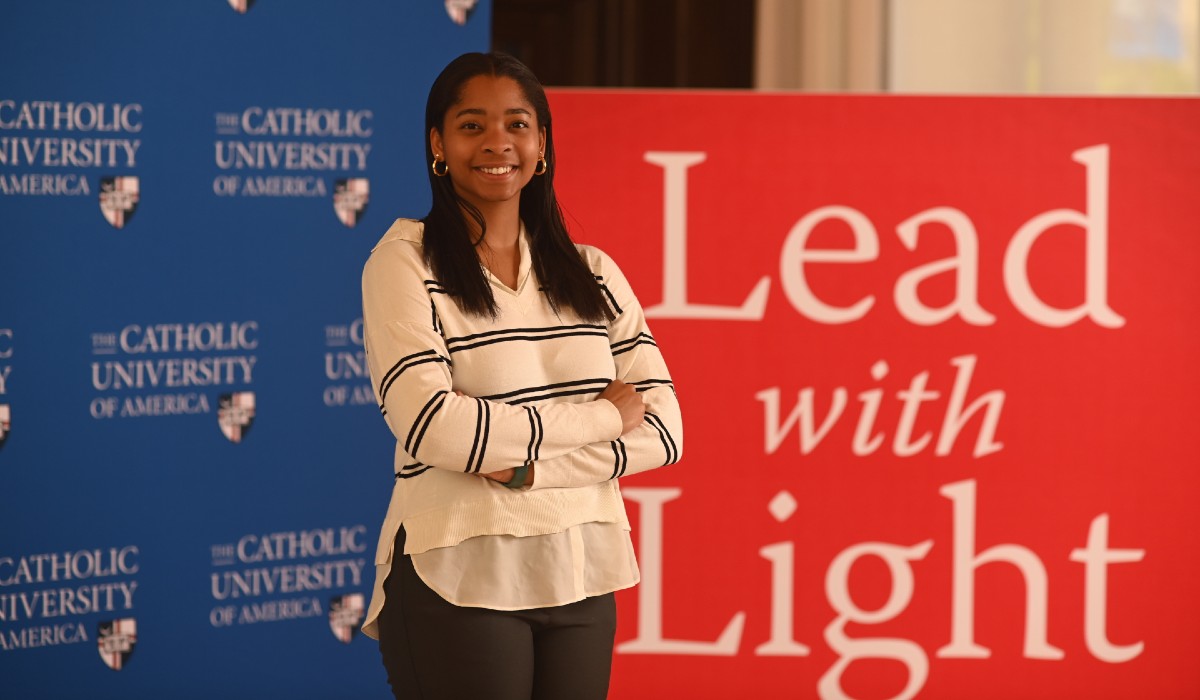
left=360, top=52, right=683, bottom=699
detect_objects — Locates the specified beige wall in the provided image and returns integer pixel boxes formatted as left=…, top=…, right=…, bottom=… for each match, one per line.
left=755, top=0, right=1200, bottom=93
left=755, top=0, right=886, bottom=90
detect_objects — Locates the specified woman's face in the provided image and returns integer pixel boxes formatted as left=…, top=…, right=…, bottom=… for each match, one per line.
left=430, top=75, right=546, bottom=214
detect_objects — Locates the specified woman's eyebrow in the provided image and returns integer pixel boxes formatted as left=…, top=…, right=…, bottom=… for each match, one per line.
left=453, top=107, right=532, bottom=118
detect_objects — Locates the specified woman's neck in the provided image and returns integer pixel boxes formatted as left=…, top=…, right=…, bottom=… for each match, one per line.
left=468, top=200, right=522, bottom=288
left=467, top=199, right=520, bottom=249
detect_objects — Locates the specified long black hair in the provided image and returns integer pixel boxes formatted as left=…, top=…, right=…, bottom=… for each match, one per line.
left=422, top=52, right=612, bottom=322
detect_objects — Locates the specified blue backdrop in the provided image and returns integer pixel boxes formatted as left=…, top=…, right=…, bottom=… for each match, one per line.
left=0, top=2, right=489, bottom=697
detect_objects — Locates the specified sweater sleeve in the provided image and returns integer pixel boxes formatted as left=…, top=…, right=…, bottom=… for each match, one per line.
left=528, top=248, right=684, bottom=490
left=362, top=240, right=623, bottom=475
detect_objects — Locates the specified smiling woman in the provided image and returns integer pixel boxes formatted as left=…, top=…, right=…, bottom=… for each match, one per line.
left=359, top=53, right=684, bottom=700
left=431, top=76, right=544, bottom=212
left=418, top=53, right=612, bottom=322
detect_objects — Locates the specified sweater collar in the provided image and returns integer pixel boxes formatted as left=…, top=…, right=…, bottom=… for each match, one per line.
left=481, top=222, right=532, bottom=296
left=373, top=218, right=533, bottom=295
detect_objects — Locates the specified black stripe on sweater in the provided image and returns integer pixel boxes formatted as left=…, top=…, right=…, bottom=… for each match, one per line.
left=531, top=406, right=543, bottom=460
left=404, top=391, right=443, bottom=451
left=510, top=386, right=611, bottom=405
left=380, top=349, right=438, bottom=396
left=612, top=340, right=657, bottom=357
left=381, top=352, right=450, bottom=406
left=473, top=400, right=491, bottom=473
left=445, top=324, right=607, bottom=354
left=396, top=462, right=432, bottom=479
left=611, top=332, right=657, bottom=354
left=452, top=330, right=608, bottom=354
left=524, top=407, right=536, bottom=465
left=630, top=378, right=674, bottom=392
left=479, top=377, right=611, bottom=404
left=447, top=323, right=606, bottom=345
left=645, top=412, right=679, bottom=465
left=594, top=276, right=623, bottom=315
left=407, top=391, right=448, bottom=457
left=464, top=399, right=484, bottom=473
left=524, top=406, right=544, bottom=464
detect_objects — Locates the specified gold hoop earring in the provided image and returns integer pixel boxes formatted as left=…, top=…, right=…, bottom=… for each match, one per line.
left=534, top=155, right=547, bottom=176
left=431, top=156, right=448, bottom=177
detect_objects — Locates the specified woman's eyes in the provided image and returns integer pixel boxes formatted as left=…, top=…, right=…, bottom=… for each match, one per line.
left=458, top=120, right=529, bottom=130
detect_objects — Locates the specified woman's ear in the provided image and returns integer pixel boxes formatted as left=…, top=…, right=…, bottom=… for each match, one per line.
left=429, top=127, right=444, bottom=158
left=539, top=127, right=546, bottom=155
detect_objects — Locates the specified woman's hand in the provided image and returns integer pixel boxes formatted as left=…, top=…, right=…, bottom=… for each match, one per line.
left=481, top=468, right=516, bottom=483
left=598, top=379, right=645, bottom=435
left=480, top=464, right=535, bottom=486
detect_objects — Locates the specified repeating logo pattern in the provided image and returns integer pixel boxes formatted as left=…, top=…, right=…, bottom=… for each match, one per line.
left=211, top=105, right=373, bottom=208
left=0, top=99, right=142, bottom=202
left=97, top=618, right=137, bottom=671
left=88, top=321, right=258, bottom=424
left=323, top=319, right=373, bottom=407
left=333, top=178, right=369, bottom=227
left=207, top=525, right=369, bottom=634
left=328, top=593, right=365, bottom=643
left=98, top=175, right=139, bottom=229
left=4, top=1, right=489, bottom=695
left=217, top=391, right=255, bottom=443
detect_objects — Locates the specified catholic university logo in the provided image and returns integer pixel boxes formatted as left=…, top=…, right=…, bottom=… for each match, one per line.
left=98, top=176, right=139, bottom=229
left=0, top=405, right=9, bottom=449
left=333, top=178, right=369, bottom=228
left=328, top=593, right=364, bottom=643
left=445, top=0, right=478, bottom=25
left=217, top=391, right=255, bottom=443
left=227, top=0, right=255, bottom=13
left=97, top=618, right=137, bottom=670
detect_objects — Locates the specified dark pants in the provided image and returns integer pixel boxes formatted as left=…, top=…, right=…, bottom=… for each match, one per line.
left=377, top=527, right=617, bottom=700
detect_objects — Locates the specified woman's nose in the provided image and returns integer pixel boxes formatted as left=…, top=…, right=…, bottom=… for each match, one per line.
left=482, top=129, right=512, bottom=153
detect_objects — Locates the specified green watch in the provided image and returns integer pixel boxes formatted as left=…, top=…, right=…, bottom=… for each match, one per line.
left=503, top=464, right=531, bottom=489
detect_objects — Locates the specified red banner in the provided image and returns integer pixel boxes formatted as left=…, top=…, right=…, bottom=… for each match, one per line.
left=548, top=91, right=1200, bottom=699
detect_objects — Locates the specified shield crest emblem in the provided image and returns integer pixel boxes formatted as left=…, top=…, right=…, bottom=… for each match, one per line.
left=328, top=593, right=365, bottom=643
left=333, top=178, right=369, bottom=228
left=99, top=176, right=139, bottom=229
left=97, top=618, right=137, bottom=670
left=217, top=391, right=255, bottom=443
left=0, top=404, right=10, bottom=449
left=444, top=0, right=477, bottom=25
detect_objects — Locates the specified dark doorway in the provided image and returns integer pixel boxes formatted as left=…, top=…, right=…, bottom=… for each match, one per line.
left=493, top=0, right=755, bottom=88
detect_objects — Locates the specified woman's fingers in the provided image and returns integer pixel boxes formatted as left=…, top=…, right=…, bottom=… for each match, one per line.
left=598, top=380, right=645, bottom=435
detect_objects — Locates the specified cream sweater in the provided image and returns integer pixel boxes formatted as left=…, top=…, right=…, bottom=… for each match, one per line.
left=359, top=218, right=682, bottom=638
